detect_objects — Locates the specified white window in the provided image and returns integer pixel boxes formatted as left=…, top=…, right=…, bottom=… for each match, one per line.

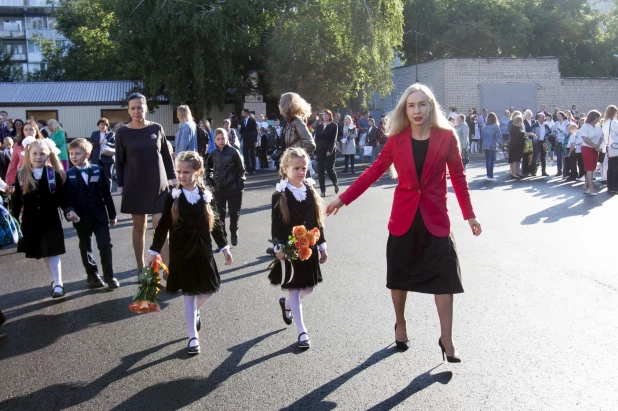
left=26, top=17, right=46, bottom=30
left=47, top=17, right=56, bottom=29
left=27, top=40, right=41, bottom=53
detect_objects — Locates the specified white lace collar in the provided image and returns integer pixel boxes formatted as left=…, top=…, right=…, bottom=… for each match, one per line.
left=171, top=186, right=213, bottom=205
left=32, top=167, right=43, bottom=180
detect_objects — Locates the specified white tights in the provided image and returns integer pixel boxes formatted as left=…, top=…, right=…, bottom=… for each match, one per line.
left=284, top=288, right=314, bottom=342
left=45, top=256, right=63, bottom=290
left=184, top=293, right=213, bottom=347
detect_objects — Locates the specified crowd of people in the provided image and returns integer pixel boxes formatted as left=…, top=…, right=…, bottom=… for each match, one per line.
left=2, top=84, right=615, bottom=360
left=447, top=104, right=618, bottom=194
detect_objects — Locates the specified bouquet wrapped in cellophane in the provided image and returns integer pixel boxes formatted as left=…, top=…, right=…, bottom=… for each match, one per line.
left=267, top=225, right=320, bottom=285
left=129, top=255, right=168, bottom=314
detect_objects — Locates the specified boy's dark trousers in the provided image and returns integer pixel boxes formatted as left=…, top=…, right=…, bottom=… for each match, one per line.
left=76, top=220, right=113, bottom=281
left=570, top=153, right=585, bottom=178
left=563, top=154, right=571, bottom=177
left=214, top=189, right=243, bottom=238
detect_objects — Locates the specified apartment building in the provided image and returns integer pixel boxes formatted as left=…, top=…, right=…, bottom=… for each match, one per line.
left=0, top=0, right=67, bottom=74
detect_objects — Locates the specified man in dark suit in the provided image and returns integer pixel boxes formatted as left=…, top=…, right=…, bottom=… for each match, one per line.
left=90, top=118, right=116, bottom=192
left=0, top=144, right=10, bottom=181
left=65, top=138, right=119, bottom=289
left=239, top=109, right=258, bottom=174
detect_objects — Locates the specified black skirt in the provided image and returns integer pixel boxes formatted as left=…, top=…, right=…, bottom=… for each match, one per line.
left=386, top=211, right=463, bottom=294
left=268, top=244, right=323, bottom=290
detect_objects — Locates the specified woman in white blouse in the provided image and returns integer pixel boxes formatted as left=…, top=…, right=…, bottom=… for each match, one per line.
left=579, top=110, right=604, bottom=195
left=602, top=105, right=618, bottom=194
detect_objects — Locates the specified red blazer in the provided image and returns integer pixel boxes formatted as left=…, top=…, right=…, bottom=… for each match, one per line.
left=339, top=127, right=475, bottom=237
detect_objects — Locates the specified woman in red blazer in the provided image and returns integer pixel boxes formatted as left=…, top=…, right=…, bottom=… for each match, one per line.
left=327, top=83, right=481, bottom=363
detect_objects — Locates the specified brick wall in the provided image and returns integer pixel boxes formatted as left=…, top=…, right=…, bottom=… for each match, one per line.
left=374, top=56, right=618, bottom=117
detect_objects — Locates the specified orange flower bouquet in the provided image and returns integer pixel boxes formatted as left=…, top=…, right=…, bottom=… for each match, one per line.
left=129, top=255, right=168, bottom=314
left=267, top=225, right=320, bottom=285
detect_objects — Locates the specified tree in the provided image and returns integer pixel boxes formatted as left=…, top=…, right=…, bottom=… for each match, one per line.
left=401, top=0, right=614, bottom=77
left=265, top=0, right=404, bottom=109
left=0, top=45, right=24, bottom=82
left=38, top=0, right=404, bottom=113
left=33, top=0, right=123, bottom=81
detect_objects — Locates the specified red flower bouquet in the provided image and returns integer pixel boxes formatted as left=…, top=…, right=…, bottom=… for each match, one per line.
left=129, top=255, right=168, bottom=314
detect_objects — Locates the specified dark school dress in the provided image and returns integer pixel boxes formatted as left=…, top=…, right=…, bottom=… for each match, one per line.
left=115, top=123, right=175, bottom=214
left=269, top=184, right=325, bottom=290
left=150, top=189, right=228, bottom=295
left=385, top=138, right=463, bottom=295
left=13, top=168, right=66, bottom=259
left=508, top=128, right=526, bottom=163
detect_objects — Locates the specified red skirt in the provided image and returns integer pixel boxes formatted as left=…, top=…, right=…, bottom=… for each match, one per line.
left=581, top=146, right=599, bottom=172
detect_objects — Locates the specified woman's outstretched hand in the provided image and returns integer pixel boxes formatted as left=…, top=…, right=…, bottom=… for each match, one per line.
left=468, top=218, right=482, bottom=236
left=326, top=198, right=345, bottom=216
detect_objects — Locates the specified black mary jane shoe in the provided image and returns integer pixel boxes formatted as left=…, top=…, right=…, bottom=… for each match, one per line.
left=298, top=332, right=311, bottom=349
left=187, top=337, right=200, bottom=355
left=51, top=284, right=66, bottom=299
left=105, top=277, right=120, bottom=290
left=394, top=324, right=410, bottom=351
left=279, top=297, right=293, bottom=326
left=87, top=275, right=105, bottom=289
left=196, top=313, right=201, bottom=331
left=438, top=337, right=461, bottom=363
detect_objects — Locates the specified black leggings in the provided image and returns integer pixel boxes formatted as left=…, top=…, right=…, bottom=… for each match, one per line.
left=317, top=152, right=338, bottom=193
left=343, top=155, right=355, bottom=172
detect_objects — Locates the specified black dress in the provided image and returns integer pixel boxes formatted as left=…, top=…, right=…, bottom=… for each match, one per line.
left=508, top=128, right=526, bottom=163
left=150, top=189, right=228, bottom=295
left=269, top=184, right=325, bottom=290
left=385, top=139, right=463, bottom=295
left=115, top=123, right=176, bottom=214
left=13, top=168, right=66, bottom=259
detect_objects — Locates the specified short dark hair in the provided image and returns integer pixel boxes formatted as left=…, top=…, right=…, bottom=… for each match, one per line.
left=97, top=117, right=110, bottom=127
left=242, top=109, right=250, bottom=114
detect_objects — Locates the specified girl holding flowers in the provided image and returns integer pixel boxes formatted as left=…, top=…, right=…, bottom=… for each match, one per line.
left=148, top=151, right=233, bottom=356
left=269, top=147, right=327, bottom=349
left=12, top=137, right=70, bottom=299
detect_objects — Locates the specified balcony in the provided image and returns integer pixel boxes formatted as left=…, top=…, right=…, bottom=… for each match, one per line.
left=26, top=28, right=66, bottom=40
left=0, top=0, right=25, bottom=6
left=10, top=53, right=27, bottom=61
left=0, top=30, right=26, bottom=39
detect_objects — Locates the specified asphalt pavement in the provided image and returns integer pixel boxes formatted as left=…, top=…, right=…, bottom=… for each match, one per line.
left=0, top=159, right=616, bottom=410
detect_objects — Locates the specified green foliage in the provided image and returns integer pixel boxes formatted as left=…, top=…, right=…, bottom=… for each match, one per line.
left=266, top=0, right=403, bottom=109
left=0, top=44, right=25, bottom=82
left=402, top=0, right=617, bottom=77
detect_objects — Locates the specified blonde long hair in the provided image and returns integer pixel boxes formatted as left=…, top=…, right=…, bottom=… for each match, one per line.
left=277, top=148, right=324, bottom=227
left=279, top=92, right=312, bottom=122
left=177, top=105, right=194, bottom=123
left=20, top=140, right=66, bottom=195
left=385, top=83, right=453, bottom=137
left=171, top=151, right=215, bottom=230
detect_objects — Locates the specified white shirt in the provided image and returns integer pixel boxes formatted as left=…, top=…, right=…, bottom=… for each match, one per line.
left=580, top=123, right=603, bottom=148
left=32, top=167, right=43, bottom=180
left=602, top=119, right=618, bottom=151
left=574, top=133, right=583, bottom=153
left=77, top=165, right=90, bottom=184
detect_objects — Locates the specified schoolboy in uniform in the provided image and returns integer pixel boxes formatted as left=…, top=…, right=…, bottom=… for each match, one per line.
left=64, top=138, right=119, bottom=289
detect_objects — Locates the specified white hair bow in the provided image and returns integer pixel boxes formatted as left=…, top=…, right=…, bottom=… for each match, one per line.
left=275, top=179, right=286, bottom=193
left=43, top=138, right=61, bottom=156
left=202, top=188, right=213, bottom=203
left=171, top=188, right=182, bottom=199
left=305, top=178, right=316, bottom=187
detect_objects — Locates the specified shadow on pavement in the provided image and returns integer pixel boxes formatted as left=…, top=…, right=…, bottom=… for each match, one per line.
left=0, top=338, right=185, bottom=410
left=366, top=365, right=453, bottom=410
left=280, top=345, right=399, bottom=410
left=109, top=329, right=293, bottom=410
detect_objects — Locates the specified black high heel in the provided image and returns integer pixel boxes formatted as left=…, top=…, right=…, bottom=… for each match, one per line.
left=394, top=324, right=410, bottom=351
left=438, top=337, right=461, bottom=363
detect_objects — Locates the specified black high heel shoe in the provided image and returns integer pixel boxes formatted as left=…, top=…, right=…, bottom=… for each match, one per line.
left=394, top=324, right=410, bottom=351
left=438, top=337, right=461, bottom=363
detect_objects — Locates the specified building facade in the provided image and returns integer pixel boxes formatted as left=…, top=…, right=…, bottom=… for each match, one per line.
left=0, top=81, right=235, bottom=141
left=374, top=57, right=618, bottom=116
left=0, top=0, right=67, bottom=74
